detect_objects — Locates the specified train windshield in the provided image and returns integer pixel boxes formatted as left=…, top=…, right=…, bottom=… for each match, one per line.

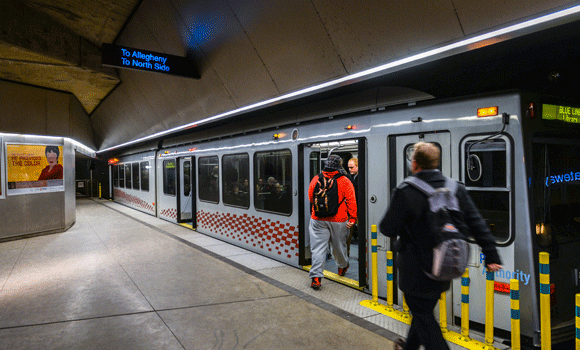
left=531, top=141, right=580, bottom=247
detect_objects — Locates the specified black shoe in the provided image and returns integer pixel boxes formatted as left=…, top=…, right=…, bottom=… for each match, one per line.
left=393, top=338, right=405, bottom=350
left=311, top=277, right=321, bottom=290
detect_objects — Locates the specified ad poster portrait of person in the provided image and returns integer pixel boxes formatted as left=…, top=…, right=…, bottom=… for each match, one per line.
left=6, top=144, right=65, bottom=195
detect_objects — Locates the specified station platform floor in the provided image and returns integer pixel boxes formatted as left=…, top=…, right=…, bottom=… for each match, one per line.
left=1, top=198, right=472, bottom=349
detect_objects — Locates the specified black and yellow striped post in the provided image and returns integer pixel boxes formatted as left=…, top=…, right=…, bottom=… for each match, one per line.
left=485, top=270, right=495, bottom=347
left=576, top=294, right=580, bottom=350
left=371, top=225, right=378, bottom=302
left=510, top=279, right=521, bottom=350
left=387, top=250, right=394, bottom=310
left=439, top=291, right=448, bottom=333
left=539, top=252, right=551, bottom=349
left=461, top=269, right=470, bottom=339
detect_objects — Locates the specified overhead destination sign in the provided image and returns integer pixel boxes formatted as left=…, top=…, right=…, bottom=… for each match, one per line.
left=542, top=104, right=580, bottom=124
left=102, top=44, right=199, bottom=79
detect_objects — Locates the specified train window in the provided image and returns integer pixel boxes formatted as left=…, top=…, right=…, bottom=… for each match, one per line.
left=118, top=164, right=125, bottom=188
left=404, top=142, right=442, bottom=177
left=183, top=161, right=191, bottom=197
left=462, top=137, right=511, bottom=243
left=113, top=165, right=119, bottom=187
left=140, top=161, right=149, bottom=192
left=132, top=163, right=139, bottom=190
left=222, top=154, right=250, bottom=208
left=198, top=156, right=219, bottom=203
left=532, top=141, right=580, bottom=247
left=163, top=159, right=176, bottom=196
left=125, top=164, right=132, bottom=189
left=254, top=149, right=292, bottom=215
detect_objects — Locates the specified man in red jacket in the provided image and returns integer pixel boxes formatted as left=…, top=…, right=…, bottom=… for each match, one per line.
left=308, top=154, right=357, bottom=290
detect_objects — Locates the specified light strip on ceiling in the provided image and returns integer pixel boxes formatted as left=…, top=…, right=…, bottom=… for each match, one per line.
left=97, top=4, right=580, bottom=153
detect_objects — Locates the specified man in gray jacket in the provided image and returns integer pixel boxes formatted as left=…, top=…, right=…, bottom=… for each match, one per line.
left=379, top=142, right=502, bottom=350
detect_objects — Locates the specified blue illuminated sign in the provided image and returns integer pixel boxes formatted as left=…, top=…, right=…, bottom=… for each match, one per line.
left=545, top=171, right=580, bottom=186
left=102, top=44, right=199, bottom=79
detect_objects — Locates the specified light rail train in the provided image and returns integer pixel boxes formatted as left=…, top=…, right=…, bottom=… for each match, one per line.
left=108, top=89, right=580, bottom=348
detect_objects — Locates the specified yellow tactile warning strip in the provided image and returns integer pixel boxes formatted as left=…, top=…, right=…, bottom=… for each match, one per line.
left=360, top=300, right=498, bottom=350
left=302, top=265, right=364, bottom=290
left=178, top=223, right=195, bottom=230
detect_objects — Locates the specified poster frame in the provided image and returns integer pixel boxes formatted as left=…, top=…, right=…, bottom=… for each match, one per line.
left=5, top=142, right=65, bottom=196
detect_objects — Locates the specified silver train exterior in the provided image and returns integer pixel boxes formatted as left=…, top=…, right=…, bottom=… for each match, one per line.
left=109, top=90, right=580, bottom=347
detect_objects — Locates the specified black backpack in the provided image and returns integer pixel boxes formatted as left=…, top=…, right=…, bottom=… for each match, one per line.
left=404, top=176, right=470, bottom=281
left=312, top=173, right=343, bottom=217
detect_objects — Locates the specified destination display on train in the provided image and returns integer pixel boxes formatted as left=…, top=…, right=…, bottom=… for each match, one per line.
left=542, top=104, right=580, bottom=124
left=101, top=44, right=199, bottom=79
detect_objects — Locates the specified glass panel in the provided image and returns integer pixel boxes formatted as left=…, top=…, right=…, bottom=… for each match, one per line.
left=532, top=142, right=580, bottom=247
left=132, top=163, right=139, bottom=190
left=163, top=159, right=176, bottom=196
left=125, top=164, right=132, bottom=189
left=254, top=149, right=292, bottom=215
left=465, top=139, right=506, bottom=188
left=198, top=156, right=219, bottom=203
left=140, top=161, right=149, bottom=192
left=113, top=165, right=119, bottom=187
left=183, top=161, right=191, bottom=197
left=222, top=154, right=250, bottom=208
left=467, top=191, right=510, bottom=241
left=118, top=164, right=125, bottom=188
left=404, top=142, right=442, bottom=177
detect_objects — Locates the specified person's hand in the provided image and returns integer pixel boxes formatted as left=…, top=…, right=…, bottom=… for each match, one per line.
left=486, top=263, right=502, bottom=272
left=346, top=221, right=354, bottom=229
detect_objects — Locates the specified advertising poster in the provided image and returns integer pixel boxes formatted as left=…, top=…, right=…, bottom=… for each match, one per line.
left=6, top=144, right=64, bottom=195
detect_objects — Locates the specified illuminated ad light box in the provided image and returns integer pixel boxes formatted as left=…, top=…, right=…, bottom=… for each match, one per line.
left=6, top=144, right=64, bottom=195
left=102, top=44, right=200, bottom=79
left=542, top=104, right=580, bottom=124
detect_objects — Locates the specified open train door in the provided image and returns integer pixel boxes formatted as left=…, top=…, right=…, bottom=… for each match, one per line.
left=177, top=156, right=196, bottom=227
left=299, top=138, right=367, bottom=288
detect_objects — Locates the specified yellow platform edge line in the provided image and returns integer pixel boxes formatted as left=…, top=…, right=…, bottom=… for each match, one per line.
left=302, top=265, right=364, bottom=290
left=360, top=300, right=499, bottom=350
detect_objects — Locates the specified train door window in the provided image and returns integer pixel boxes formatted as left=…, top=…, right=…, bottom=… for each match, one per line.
left=462, top=137, right=511, bottom=243
left=132, top=163, right=139, bottom=190
left=163, top=159, right=176, bottom=196
left=198, top=156, right=219, bottom=203
left=404, top=142, right=442, bottom=177
left=118, top=164, right=125, bottom=187
left=222, top=153, right=250, bottom=208
left=532, top=141, right=580, bottom=247
left=183, top=161, right=191, bottom=197
left=113, top=165, right=119, bottom=187
left=125, top=164, right=132, bottom=189
left=254, top=149, right=292, bottom=215
left=140, top=161, right=149, bottom=192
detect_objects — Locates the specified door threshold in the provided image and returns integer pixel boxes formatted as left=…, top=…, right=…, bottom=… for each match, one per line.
left=302, top=265, right=363, bottom=290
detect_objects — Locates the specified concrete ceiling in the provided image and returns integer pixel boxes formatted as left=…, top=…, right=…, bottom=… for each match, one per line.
left=0, top=0, right=139, bottom=113
left=1, top=0, right=580, bottom=151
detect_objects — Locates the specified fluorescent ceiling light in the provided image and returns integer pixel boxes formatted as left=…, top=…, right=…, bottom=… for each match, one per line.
left=98, top=4, right=580, bottom=153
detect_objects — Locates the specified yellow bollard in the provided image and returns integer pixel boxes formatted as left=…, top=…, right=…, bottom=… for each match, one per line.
left=575, top=294, right=580, bottom=350
left=387, top=251, right=394, bottom=310
left=539, top=252, right=551, bottom=349
left=403, top=296, right=410, bottom=317
left=511, top=279, right=520, bottom=350
left=439, top=291, right=448, bottom=333
left=485, top=270, right=495, bottom=347
left=461, top=269, right=470, bottom=339
left=99, top=183, right=102, bottom=198
left=371, top=225, right=378, bottom=302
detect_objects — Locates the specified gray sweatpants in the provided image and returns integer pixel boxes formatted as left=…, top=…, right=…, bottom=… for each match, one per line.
left=308, top=219, right=349, bottom=279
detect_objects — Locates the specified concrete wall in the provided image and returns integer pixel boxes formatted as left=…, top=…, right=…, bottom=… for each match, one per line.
left=0, top=80, right=96, bottom=150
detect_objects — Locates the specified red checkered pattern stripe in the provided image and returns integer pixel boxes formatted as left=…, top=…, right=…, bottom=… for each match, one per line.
left=114, top=189, right=155, bottom=213
left=197, top=210, right=298, bottom=259
left=160, top=208, right=178, bottom=219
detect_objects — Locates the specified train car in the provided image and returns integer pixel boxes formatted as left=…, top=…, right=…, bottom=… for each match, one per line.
left=110, top=89, right=580, bottom=347
left=110, top=151, right=156, bottom=216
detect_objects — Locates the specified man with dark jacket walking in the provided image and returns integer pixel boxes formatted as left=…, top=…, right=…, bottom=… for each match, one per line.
left=379, top=142, right=502, bottom=350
